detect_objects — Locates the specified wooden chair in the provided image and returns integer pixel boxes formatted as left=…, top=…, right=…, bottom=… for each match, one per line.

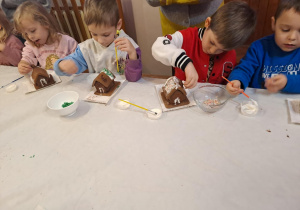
left=50, top=0, right=126, bottom=43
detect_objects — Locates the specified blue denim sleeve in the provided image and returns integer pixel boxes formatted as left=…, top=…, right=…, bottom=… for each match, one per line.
left=54, top=45, right=88, bottom=76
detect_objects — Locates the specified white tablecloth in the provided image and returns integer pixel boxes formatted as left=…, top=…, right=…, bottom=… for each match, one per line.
left=1, top=66, right=300, bottom=210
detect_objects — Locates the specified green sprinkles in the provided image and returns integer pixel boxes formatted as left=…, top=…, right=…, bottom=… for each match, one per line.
left=62, top=102, right=74, bottom=108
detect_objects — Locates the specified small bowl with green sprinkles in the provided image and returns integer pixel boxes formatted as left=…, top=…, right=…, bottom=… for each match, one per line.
left=47, top=91, right=79, bottom=116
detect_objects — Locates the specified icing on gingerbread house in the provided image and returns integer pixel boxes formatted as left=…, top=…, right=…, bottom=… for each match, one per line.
left=31, top=66, right=55, bottom=89
left=163, top=76, right=188, bottom=105
left=92, top=68, right=115, bottom=94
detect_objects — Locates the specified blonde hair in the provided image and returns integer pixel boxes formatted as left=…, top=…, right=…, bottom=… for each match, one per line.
left=210, top=1, right=257, bottom=50
left=13, top=1, right=62, bottom=47
left=84, top=0, right=119, bottom=27
left=0, top=9, right=12, bottom=42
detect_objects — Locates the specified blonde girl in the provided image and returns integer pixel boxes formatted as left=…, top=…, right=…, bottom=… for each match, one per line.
left=14, top=1, right=77, bottom=74
left=0, top=8, right=23, bottom=66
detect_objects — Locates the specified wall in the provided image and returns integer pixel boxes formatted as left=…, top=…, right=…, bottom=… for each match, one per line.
left=121, top=0, right=171, bottom=77
left=225, top=0, right=278, bottom=44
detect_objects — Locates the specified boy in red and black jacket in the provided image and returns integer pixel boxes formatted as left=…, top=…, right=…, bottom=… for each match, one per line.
left=152, top=1, right=256, bottom=89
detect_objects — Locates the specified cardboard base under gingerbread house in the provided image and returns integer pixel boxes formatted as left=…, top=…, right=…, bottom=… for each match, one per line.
left=94, top=81, right=121, bottom=96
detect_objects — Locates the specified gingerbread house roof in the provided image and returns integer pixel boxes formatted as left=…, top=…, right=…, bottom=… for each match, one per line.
left=164, top=76, right=187, bottom=99
left=92, top=69, right=115, bottom=88
left=31, top=67, right=50, bottom=83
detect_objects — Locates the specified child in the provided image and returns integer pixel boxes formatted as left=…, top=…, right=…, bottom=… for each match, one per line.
left=152, top=1, right=256, bottom=89
left=13, top=1, right=77, bottom=74
left=54, top=0, right=142, bottom=82
left=0, top=8, right=23, bottom=66
left=226, top=0, right=300, bottom=94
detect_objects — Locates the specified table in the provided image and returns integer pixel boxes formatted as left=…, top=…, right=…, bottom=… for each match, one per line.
left=1, top=66, right=300, bottom=210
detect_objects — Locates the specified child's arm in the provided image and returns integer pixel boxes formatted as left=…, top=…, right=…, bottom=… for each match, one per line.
left=54, top=45, right=88, bottom=76
left=115, top=37, right=137, bottom=60
left=228, top=43, right=261, bottom=90
left=1, top=36, right=24, bottom=67
left=265, top=74, right=300, bottom=94
left=115, top=37, right=142, bottom=82
left=152, top=31, right=196, bottom=88
left=21, top=41, right=38, bottom=68
left=225, top=80, right=244, bottom=95
left=0, top=43, right=5, bottom=52
left=184, top=62, right=198, bottom=89
left=18, top=60, right=32, bottom=74
left=264, top=74, right=287, bottom=93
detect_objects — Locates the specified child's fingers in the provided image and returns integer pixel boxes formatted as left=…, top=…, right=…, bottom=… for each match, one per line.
left=114, top=38, right=126, bottom=46
left=20, top=65, right=32, bottom=74
left=21, top=64, right=32, bottom=70
left=264, top=78, right=272, bottom=87
left=19, top=68, right=31, bottom=74
left=184, top=77, right=197, bottom=89
left=226, top=83, right=241, bottom=95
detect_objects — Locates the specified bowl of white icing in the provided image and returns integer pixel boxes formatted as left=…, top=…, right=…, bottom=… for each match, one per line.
left=240, top=100, right=259, bottom=117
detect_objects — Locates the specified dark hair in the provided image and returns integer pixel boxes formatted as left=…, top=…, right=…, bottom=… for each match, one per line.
left=209, top=1, right=257, bottom=50
left=84, top=0, right=119, bottom=27
left=13, top=1, right=62, bottom=47
left=0, top=8, right=12, bottom=42
left=274, top=0, right=300, bottom=20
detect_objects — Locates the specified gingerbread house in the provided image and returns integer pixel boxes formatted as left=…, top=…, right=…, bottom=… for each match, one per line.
left=92, top=68, right=115, bottom=94
left=31, top=66, right=55, bottom=89
left=162, top=76, right=188, bottom=105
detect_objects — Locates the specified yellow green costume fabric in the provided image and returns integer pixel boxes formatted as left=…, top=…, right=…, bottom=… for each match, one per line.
left=146, top=0, right=224, bottom=35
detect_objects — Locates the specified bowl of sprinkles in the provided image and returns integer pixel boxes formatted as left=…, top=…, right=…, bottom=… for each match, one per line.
left=47, top=91, right=79, bottom=116
left=193, top=85, right=231, bottom=113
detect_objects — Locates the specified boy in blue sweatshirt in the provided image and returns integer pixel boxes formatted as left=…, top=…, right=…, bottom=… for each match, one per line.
left=226, top=0, right=300, bottom=94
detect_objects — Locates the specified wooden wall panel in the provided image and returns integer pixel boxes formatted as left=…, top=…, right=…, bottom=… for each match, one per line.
left=224, top=0, right=279, bottom=62
left=224, top=0, right=279, bottom=42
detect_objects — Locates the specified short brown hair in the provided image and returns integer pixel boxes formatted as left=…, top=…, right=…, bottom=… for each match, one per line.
left=13, top=1, right=62, bottom=47
left=209, top=1, right=256, bottom=50
left=274, top=0, right=300, bottom=20
left=0, top=8, right=12, bottom=42
left=84, top=0, right=119, bottom=27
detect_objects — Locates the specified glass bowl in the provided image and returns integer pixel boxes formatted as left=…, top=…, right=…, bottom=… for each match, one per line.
left=193, top=85, right=231, bottom=113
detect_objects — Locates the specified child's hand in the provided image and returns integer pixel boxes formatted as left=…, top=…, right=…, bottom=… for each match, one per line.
left=184, top=62, right=198, bottom=89
left=0, top=42, right=5, bottom=52
left=18, top=60, right=33, bottom=74
left=226, top=80, right=243, bottom=95
left=265, top=74, right=287, bottom=93
left=114, top=38, right=137, bottom=60
left=58, top=60, right=78, bottom=75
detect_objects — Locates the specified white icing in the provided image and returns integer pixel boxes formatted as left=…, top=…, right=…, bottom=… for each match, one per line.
left=241, top=100, right=259, bottom=116
left=117, top=100, right=130, bottom=110
left=174, top=97, right=180, bottom=105
left=147, top=109, right=162, bottom=120
left=5, top=83, right=17, bottom=93
left=100, top=68, right=115, bottom=80
left=30, top=76, right=34, bottom=84
left=40, top=78, right=47, bottom=87
left=164, top=76, right=181, bottom=94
